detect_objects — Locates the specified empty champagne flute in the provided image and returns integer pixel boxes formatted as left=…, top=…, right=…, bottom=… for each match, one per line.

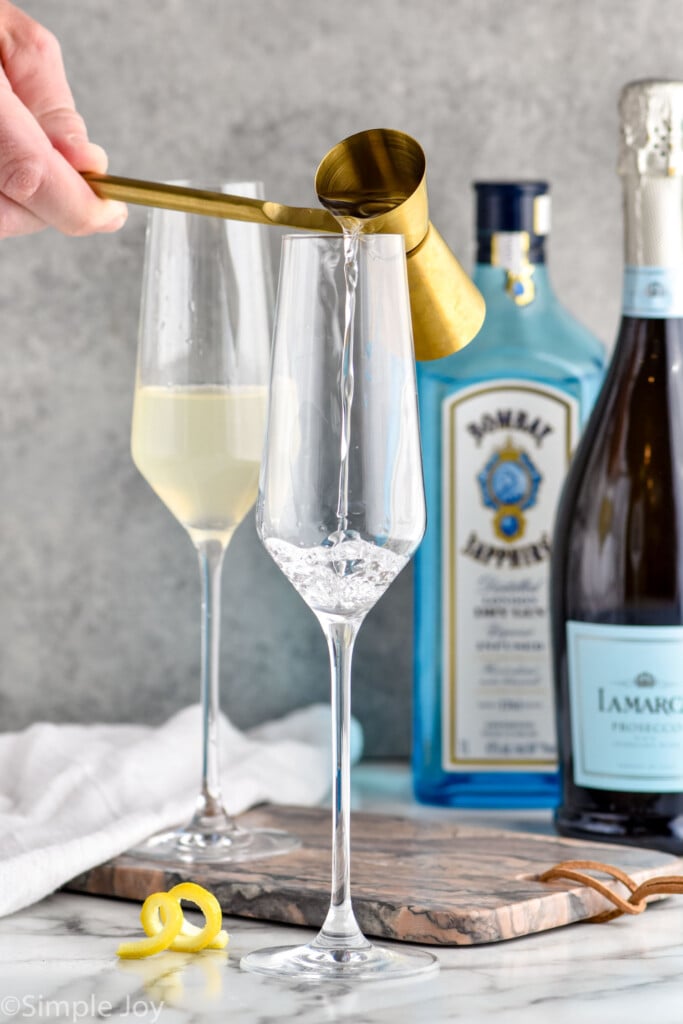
left=130, top=182, right=298, bottom=863
left=241, top=232, right=437, bottom=979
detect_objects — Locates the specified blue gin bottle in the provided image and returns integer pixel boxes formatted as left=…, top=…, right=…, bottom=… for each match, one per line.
left=413, top=182, right=605, bottom=808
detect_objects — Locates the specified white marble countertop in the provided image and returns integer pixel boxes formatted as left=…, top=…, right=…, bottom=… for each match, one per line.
left=1, top=763, right=682, bottom=1024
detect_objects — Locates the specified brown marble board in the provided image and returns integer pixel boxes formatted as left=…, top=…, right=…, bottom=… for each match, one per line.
left=65, top=804, right=683, bottom=945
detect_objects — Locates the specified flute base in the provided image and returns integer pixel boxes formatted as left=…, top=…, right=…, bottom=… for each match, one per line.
left=240, top=939, right=438, bottom=981
left=127, top=820, right=299, bottom=865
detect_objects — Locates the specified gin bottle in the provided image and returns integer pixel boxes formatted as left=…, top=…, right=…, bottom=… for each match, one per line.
left=552, top=80, right=683, bottom=851
left=414, top=181, right=605, bottom=808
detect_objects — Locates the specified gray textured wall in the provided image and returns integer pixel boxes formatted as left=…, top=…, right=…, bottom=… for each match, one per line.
left=2, top=0, right=680, bottom=755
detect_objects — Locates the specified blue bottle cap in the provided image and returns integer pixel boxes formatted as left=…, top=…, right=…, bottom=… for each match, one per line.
left=474, top=181, right=550, bottom=263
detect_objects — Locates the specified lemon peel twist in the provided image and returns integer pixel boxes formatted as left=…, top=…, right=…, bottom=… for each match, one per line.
left=117, top=892, right=184, bottom=959
left=148, top=882, right=228, bottom=952
left=116, top=882, right=228, bottom=959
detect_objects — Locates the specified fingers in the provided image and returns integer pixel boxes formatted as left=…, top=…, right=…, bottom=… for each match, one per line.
left=37, top=108, right=109, bottom=174
left=0, top=80, right=127, bottom=237
left=1, top=12, right=106, bottom=169
left=0, top=2, right=126, bottom=237
left=0, top=191, right=44, bottom=237
left=0, top=6, right=75, bottom=109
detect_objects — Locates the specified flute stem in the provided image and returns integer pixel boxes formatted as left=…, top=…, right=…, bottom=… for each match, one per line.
left=315, top=616, right=368, bottom=950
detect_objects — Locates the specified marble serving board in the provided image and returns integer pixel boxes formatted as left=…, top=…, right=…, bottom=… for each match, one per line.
left=65, top=805, right=682, bottom=945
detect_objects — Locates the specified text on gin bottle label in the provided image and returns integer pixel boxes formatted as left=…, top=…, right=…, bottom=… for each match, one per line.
left=441, top=381, right=579, bottom=772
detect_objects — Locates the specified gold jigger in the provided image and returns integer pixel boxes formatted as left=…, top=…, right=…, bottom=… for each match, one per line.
left=314, top=128, right=485, bottom=361
left=83, top=129, right=484, bottom=360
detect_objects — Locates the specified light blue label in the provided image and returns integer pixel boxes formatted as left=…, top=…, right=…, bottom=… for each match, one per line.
left=567, top=621, right=683, bottom=792
left=622, top=266, right=683, bottom=317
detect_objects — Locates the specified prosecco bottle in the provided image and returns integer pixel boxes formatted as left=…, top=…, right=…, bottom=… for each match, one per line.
left=414, top=182, right=604, bottom=808
left=552, top=80, right=683, bottom=853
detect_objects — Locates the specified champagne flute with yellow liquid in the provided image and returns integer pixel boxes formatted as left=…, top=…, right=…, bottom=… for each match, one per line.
left=130, top=182, right=297, bottom=863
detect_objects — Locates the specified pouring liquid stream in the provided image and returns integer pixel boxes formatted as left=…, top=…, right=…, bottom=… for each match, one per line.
left=335, top=220, right=361, bottom=542
left=318, top=194, right=404, bottom=560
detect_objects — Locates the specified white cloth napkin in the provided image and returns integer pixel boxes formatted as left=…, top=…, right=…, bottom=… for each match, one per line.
left=0, top=703, right=363, bottom=918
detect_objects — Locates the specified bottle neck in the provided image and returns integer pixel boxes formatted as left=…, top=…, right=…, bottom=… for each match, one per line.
left=621, top=175, right=683, bottom=318
left=474, top=230, right=549, bottom=309
left=476, top=232, right=546, bottom=266
left=473, top=259, right=554, bottom=312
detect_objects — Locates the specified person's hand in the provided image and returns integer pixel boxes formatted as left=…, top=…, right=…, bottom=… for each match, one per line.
left=0, top=1, right=127, bottom=238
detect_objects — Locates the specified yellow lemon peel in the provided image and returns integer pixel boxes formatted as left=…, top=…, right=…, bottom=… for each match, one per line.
left=149, top=882, right=226, bottom=953
left=117, top=882, right=228, bottom=959
left=176, top=917, right=229, bottom=950
left=117, top=892, right=184, bottom=959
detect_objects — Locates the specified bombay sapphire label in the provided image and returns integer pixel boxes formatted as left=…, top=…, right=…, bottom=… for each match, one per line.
left=622, top=266, right=683, bottom=317
left=442, top=382, right=579, bottom=772
left=567, top=621, right=683, bottom=792
left=476, top=441, right=542, bottom=542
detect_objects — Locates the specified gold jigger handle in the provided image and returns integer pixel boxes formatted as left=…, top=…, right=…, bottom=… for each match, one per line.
left=82, top=172, right=341, bottom=234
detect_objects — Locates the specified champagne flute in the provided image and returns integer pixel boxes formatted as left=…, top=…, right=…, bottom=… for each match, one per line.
left=130, top=182, right=298, bottom=863
left=241, top=232, right=437, bottom=979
